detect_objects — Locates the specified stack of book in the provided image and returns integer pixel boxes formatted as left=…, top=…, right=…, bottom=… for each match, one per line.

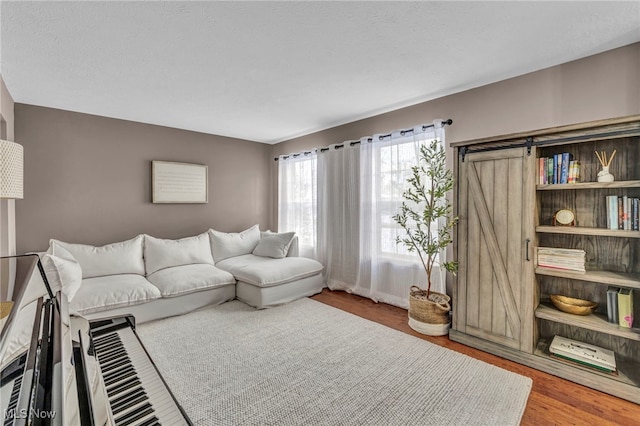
left=538, top=153, right=580, bottom=184
left=537, top=247, right=586, bottom=272
left=606, top=195, right=640, bottom=230
left=549, top=335, right=617, bottom=373
left=607, top=287, right=635, bottom=328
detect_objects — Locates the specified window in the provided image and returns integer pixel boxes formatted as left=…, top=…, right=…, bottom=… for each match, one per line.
left=373, top=136, right=439, bottom=259
left=276, top=121, right=448, bottom=307
left=278, top=154, right=317, bottom=254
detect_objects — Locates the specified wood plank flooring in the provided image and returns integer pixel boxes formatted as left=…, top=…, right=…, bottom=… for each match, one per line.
left=311, top=288, right=640, bottom=426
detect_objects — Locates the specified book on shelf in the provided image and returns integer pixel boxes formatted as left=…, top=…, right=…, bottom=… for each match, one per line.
left=606, top=286, right=620, bottom=324
left=537, top=247, right=586, bottom=272
left=549, top=335, right=616, bottom=373
left=538, top=158, right=545, bottom=184
left=606, top=196, right=640, bottom=231
left=560, top=152, right=571, bottom=184
left=607, top=195, right=618, bottom=230
left=618, top=196, right=624, bottom=230
left=624, top=195, right=630, bottom=230
left=568, top=160, right=580, bottom=183
left=618, top=288, right=634, bottom=328
left=538, top=153, right=577, bottom=185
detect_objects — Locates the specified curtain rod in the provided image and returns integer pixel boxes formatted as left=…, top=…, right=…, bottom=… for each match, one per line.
left=275, top=119, right=452, bottom=161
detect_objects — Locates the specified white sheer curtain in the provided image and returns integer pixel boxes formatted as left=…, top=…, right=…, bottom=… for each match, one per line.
left=317, top=142, right=362, bottom=292
left=277, top=121, right=448, bottom=309
left=358, top=124, right=447, bottom=308
left=277, top=152, right=317, bottom=258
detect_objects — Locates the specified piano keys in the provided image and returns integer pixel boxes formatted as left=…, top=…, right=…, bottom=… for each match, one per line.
left=72, top=315, right=191, bottom=426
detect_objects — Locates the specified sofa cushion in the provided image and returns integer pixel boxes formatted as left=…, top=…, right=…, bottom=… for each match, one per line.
left=41, top=253, right=83, bottom=302
left=216, top=254, right=323, bottom=288
left=253, top=232, right=295, bottom=259
left=147, top=264, right=236, bottom=297
left=144, top=232, right=214, bottom=275
left=209, top=224, right=260, bottom=262
left=70, top=274, right=161, bottom=315
left=50, top=235, right=145, bottom=279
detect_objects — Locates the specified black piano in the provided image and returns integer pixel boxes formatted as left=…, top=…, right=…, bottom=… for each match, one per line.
left=0, top=255, right=192, bottom=425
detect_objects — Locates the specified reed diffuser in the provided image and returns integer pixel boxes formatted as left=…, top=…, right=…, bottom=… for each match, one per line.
left=595, top=150, right=616, bottom=182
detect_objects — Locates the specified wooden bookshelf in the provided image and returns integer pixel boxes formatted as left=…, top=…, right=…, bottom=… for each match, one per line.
left=452, top=115, right=640, bottom=404
left=537, top=180, right=640, bottom=190
left=536, top=225, right=640, bottom=238
left=535, top=267, right=640, bottom=289
left=535, top=303, right=640, bottom=341
left=534, top=338, right=640, bottom=388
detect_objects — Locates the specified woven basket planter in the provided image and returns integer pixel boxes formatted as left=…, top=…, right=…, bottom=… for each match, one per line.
left=408, top=286, right=451, bottom=325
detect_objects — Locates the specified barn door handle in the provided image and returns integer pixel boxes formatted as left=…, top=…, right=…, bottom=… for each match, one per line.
left=525, top=238, right=531, bottom=261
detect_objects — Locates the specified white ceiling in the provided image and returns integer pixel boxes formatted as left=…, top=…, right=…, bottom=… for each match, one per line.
left=1, top=2, right=639, bottom=144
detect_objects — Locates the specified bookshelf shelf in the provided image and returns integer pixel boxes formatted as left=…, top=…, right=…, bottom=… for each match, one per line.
left=534, top=338, right=640, bottom=387
left=533, top=120, right=640, bottom=402
left=537, top=180, right=640, bottom=191
left=535, top=303, right=640, bottom=341
left=536, top=225, right=640, bottom=238
left=535, top=267, right=640, bottom=289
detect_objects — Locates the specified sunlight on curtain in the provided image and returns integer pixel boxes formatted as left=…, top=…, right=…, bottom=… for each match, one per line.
left=277, top=153, right=317, bottom=258
left=358, top=124, right=446, bottom=308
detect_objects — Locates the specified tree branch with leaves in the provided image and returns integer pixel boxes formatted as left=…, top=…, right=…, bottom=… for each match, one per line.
left=392, top=139, right=458, bottom=298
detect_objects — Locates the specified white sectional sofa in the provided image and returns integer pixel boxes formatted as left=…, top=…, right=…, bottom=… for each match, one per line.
left=40, top=225, right=324, bottom=323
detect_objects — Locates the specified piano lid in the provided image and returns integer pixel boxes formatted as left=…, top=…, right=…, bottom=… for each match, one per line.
left=0, top=255, right=55, bottom=368
left=1, top=255, right=61, bottom=425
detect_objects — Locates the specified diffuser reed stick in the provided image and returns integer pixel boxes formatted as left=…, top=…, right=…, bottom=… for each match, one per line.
left=595, top=150, right=617, bottom=168
left=595, top=149, right=616, bottom=182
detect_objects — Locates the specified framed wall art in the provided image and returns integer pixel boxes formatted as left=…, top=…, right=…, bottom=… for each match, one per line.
left=152, top=160, right=208, bottom=203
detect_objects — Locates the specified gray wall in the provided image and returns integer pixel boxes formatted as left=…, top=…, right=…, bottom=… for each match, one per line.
left=15, top=106, right=271, bottom=253
left=271, top=43, right=640, bottom=155
left=1, top=75, right=16, bottom=257
left=1, top=75, right=16, bottom=299
left=269, top=43, right=640, bottom=229
left=0, top=77, right=14, bottom=141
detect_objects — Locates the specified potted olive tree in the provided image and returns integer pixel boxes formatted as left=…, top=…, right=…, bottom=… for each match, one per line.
left=393, top=139, right=458, bottom=336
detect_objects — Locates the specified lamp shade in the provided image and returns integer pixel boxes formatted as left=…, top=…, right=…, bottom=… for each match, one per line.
left=0, top=140, right=24, bottom=199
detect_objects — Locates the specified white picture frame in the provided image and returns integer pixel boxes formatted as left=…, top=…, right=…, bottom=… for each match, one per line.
left=152, top=161, right=208, bottom=204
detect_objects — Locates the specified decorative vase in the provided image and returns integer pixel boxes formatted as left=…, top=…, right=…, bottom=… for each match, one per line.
left=597, top=166, right=614, bottom=182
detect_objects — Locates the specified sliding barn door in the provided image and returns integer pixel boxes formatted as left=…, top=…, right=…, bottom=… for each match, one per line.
left=454, top=147, right=535, bottom=352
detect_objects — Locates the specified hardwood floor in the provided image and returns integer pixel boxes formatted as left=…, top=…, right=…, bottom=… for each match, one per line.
left=311, top=289, right=640, bottom=426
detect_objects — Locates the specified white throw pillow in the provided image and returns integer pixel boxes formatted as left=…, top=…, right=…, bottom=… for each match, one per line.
left=209, top=224, right=261, bottom=262
left=253, top=232, right=296, bottom=259
left=42, top=253, right=83, bottom=302
left=50, top=235, right=145, bottom=279
left=144, top=232, right=214, bottom=275
left=36, top=246, right=83, bottom=301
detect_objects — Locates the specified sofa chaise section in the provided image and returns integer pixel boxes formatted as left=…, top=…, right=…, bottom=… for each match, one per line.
left=209, top=226, right=324, bottom=309
left=216, top=254, right=323, bottom=309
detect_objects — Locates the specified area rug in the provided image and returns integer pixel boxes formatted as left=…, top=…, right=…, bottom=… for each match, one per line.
left=137, top=298, right=531, bottom=425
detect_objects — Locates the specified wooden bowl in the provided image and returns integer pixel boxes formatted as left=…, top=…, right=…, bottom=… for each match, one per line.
left=550, top=294, right=597, bottom=316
